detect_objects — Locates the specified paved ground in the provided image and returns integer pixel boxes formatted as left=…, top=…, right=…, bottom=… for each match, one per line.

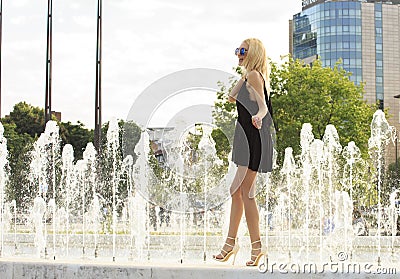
left=0, top=257, right=398, bottom=279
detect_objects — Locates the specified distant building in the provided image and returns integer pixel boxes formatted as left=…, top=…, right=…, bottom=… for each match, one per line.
left=290, top=0, right=400, bottom=162
left=51, top=111, right=61, bottom=122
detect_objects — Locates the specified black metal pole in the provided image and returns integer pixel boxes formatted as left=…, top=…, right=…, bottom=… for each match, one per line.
left=45, top=0, right=53, bottom=124
left=94, top=0, right=102, bottom=151
left=0, top=0, right=2, bottom=259
left=0, top=0, right=3, bottom=119
left=396, top=131, right=398, bottom=187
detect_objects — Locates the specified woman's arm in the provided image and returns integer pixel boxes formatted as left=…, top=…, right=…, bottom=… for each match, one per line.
left=228, top=78, right=244, bottom=103
left=246, top=71, right=268, bottom=129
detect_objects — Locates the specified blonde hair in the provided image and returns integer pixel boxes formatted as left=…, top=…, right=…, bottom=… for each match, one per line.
left=242, top=38, right=269, bottom=84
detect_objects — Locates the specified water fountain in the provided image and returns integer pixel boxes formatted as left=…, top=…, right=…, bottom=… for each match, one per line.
left=368, top=110, right=395, bottom=265
left=299, top=123, right=314, bottom=262
left=0, top=122, right=8, bottom=257
left=0, top=111, right=399, bottom=278
left=106, top=118, right=121, bottom=262
left=280, top=147, right=296, bottom=260
left=60, top=144, right=74, bottom=257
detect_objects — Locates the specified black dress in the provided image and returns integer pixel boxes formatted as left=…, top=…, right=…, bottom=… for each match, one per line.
left=231, top=78, right=274, bottom=173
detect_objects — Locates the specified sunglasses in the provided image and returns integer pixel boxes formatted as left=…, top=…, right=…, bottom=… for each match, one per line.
left=235, top=47, right=248, bottom=56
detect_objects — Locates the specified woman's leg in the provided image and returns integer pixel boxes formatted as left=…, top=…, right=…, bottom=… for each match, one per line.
left=227, top=166, right=250, bottom=237
left=213, top=166, right=248, bottom=259
left=239, top=168, right=263, bottom=261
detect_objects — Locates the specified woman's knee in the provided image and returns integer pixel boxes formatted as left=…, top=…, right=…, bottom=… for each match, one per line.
left=241, top=191, right=258, bottom=208
left=231, top=188, right=242, bottom=201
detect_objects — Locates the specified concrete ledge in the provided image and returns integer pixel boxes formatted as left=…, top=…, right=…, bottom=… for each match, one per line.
left=0, top=258, right=398, bottom=279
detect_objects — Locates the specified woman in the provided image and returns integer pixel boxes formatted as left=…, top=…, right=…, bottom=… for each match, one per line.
left=213, top=38, right=273, bottom=266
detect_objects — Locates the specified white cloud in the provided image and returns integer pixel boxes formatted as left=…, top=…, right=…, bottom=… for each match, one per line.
left=9, top=15, right=27, bottom=25
left=11, top=0, right=29, bottom=8
left=71, top=15, right=96, bottom=29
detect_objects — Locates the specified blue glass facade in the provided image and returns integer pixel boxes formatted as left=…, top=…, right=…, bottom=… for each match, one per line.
left=293, top=1, right=363, bottom=85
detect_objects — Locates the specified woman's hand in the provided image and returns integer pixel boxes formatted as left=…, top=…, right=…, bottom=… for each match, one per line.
left=252, top=115, right=262, bottom=129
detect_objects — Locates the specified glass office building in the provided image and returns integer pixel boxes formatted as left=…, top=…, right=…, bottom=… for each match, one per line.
left=293, top=1, right=363, bottom=84
left=290, top=0, right=400, bottom=111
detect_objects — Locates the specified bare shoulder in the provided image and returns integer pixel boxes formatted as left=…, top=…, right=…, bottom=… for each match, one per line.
left=246, top=70, right=263, bottom=86
left=246, top=70, right=263, bottom=92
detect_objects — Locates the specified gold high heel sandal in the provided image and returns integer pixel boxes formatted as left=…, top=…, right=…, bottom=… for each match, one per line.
left=246, top=239, right=267, bottom=266
left=213, top=236, right=239, bottom=265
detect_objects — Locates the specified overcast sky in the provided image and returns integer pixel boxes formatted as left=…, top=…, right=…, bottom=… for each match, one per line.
left=2, top=0, right=302, bottom=129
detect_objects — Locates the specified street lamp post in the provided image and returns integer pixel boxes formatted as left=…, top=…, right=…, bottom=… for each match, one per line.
left=94, top=0, right=102, bottom=152
left=44, top=0, right=53, bottom=124
left=396, top=131, right=399, bottom=188
left=0, top=0, right=3, bottom=118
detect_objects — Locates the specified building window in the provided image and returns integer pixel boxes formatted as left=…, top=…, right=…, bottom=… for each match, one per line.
left=325, top=26, right=330, bottom=33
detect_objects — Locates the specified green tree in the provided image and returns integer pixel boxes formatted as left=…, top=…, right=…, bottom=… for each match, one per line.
left=1, top=102, right=46, bottom=207
left=270, top=58, right=376, bottom=161
left=1, top=102, right=94, bottom=209
left=122, top=120, right=142, bottom=164
left=6, top=102, right=45, bottom=138
left=3, top=102, right=94, bottom=161
left=58, top=121, right=93, bottom=160
left=97, top=119, right=141, bottom=215
left=2, top=122, right=34, bottom=207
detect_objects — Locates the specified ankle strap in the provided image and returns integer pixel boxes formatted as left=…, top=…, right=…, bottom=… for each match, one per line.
left=227, top=236, right=236, bottom=240
left=251, top=239, right=261, bottom=245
